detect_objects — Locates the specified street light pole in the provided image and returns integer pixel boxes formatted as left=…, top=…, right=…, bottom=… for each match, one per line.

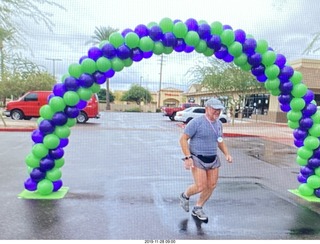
left=157, top=54, right=163, bottom=109
left=46, top=58, right=62, bottom=80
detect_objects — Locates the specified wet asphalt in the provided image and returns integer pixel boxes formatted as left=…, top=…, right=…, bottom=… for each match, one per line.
left=1, top=112, right=320, bottom=240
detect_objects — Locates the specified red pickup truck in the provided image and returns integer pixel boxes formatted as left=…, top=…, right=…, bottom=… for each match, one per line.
left=162, top=103, right=200, bottom=121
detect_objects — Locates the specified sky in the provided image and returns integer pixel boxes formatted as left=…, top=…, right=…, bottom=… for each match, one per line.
left=19, top=0, right=320, bottom=92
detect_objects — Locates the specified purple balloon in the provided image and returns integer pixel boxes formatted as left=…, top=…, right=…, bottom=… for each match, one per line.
left=52, top=112, right=68, bottom=126
left=251, top=64, right=265, bottom=77
left=243, top=38, right=257, bottom=55
left=294, top=139, right=304, bottom=148
left=313, top=147, right=320, bottom=158
left=148, top=25, right=163, bottom=41
left=78, top=73, right=94, bottom=88
left=53, top=83, right=67, bottom=97
left=39, top=157, right=55, bottom=171
left=104, top=69, right=115, bottom=78
left=185, top=18, right=198, bottom=31
left=223, top=24, right=233, bottom=30
left=223, top=53, right=234, bottom=63
left=303, top=90, right=315, bottom=104
left=315, top=188, right=320, bottom=198
left=256, top=74, right=267, bottom=82
left=173, top=19, right=182, bottom=24
left=76, top=99, right=87, bottom=109
left=297, top=173, right=307, bottom=183
left=280, top=103, right=291, bottom=112
left=49, top=148, right=64, bottom=159
left=300, top=166, right=314, bottom=177
left=278, top=94, right=292, bottom=104
left=131, top=48, right=144, bottom=62
left=279, top=81, right=293, bottom=94
left=207, top=35, right=221, bottom=51
left=293, top=129, right=308, bottom=140
left=53, top=180, right=63, bottom=192
left=174, top=39, right=186, bottom=52
left=93, top=71, right=107, bottom=84
left=117, top=44, right=131, bottom=59
left=198, top=23, right=211, bottom=39
left=299, top=117, right=313, bottom=130
left=308, top=158, right=320, bottom=168
left=274, top=54, right=287, bottom=68
left=79, top=55, right=88, bottom=64
left=64, top=76, right=80, bottom=91
left=30, top=168, right=46, bottom=182
left=278, top=66, right=294, bottom=80
left=248, top=53, right=262, bottom=67
left=31, top=129, right=44, bottom=143
left=121, top=28, right=133, bottom=37
left=214, top=45, right=228, bottom=59
left=39, top=120, right=55, bottom=135
left=302, top=103, right=317, bottom=117
left=101, top=43, right=117, bottom=59
left=24, top=178, right=37, bottom=191
left=184, top=45, right=194, bottom=53
left=88, top=47, right=102, bottom=61
left=143, top=51, right=153, bottom=59
left=64, top=106, right=80, bottom=118
left=134, top=24, right=149, bottom=37
left=234, top=29, right=246, bottom=43
left=59, top=138, right=69, bottom=148
left=162, top=32, right=176, bottom=47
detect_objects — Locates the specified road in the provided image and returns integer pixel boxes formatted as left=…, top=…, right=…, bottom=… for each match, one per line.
left=1, top=112, right=320, bottom=240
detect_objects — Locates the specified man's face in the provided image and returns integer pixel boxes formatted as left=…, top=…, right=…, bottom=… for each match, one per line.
left=206, top=107, right=221, bottom=120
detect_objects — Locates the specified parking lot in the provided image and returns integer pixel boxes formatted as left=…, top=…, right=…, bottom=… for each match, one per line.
left=1, top=112, right=320, bottom=240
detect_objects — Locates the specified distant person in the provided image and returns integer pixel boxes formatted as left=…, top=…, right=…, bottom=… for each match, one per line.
left=179, top=98, right=233, bottom=222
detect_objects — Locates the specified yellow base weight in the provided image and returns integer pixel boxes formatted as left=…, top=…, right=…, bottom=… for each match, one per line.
left=288, top=189, right=320, bottom=203
left=18, top=187, right=69, bottom=199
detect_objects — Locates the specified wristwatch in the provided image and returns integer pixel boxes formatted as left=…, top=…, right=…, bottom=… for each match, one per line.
left=183, top=155, right=192, bottom=160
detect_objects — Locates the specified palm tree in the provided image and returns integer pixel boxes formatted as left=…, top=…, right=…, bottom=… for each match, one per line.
left=86, top=26, right=119, bottom=110
left=0, top=28, right=15, bottom=81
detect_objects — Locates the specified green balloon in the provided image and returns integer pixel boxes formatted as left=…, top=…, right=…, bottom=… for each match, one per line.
left=66, top=118, right=77, bottom=127
left=77, top=88, right=92, bottom=101
left=195, top=40, right=207, bottom=53
left=296, top=156, right=308, bottom=166
left=61, top=73, right=69, bottom=82
left=163, top=46, right=173, bottom=55
left=262, top=51, right=276, bottom=67
left=32, top=143, right=49, bottom=159
left=54, top=125, right=71, bottom=138
left=297, top=146, right=313, bottom=160
left=159, top=17, right=173, bottom=33
left=54, top=158, right=65, bottom=168
left=123, top=58, right=133, bottom=67
left=240, top=63, right=252, bottom=72
left=264, top=65, right=280, bottom=79
left=228, top=42, right=243, bottom=58
left=270, top=88, right=281, bottom=96
left=39, top=105, right=54, bottom=120
left=125, top=32, right=140, bottom=49
left=308, top=124, right=320, bottom=137
left=68, top=63, right=82, bottom=78
left=307, top=175, right=320, bottom=189
left=63, top=91, right=80, bottom=106
left=173, top=22, right=188, bottom=38
left=153, top=42, right=164, bottom=55
left=291, top=83, right=308, bottom=98
left=98, top=40, right=108, bottom=49
left=220, top=29, right=235, bottom=47
left=111, top=57, right=124, bottom=72
left=90, top=83, right=101, bottom=93
left=298, top=183, right=314, bottom=196
left=43, top=134, right=60, bottom=149
left=286, top=110, right=302, bottom=122
left=203, top=48, right=214, bottom=57
left=46, top=168, right=62, bottom=181
left=290, top=71, right=303, bottom=85
left=49, top=96, right=66, bottom=112
left=315, top=167, right=320, bottom=177
left=264, top=78, right=280, bottom=91
left=287, top=120, right=299, bottom=129
left=233, top=53, right=248, bottom=67
left=37, top=117, right=44, bottom=125
left=255, top=40, right=269, bottom=54
left=311, top=111, right=320, bottom=124
left=210, top=21, right=223, bottom=35
left=37, top=179, right=53, bottom=195
left=147, top=21, right=158, bottom=28
left=304, top=136, right=320, bottom=150
left=184, top=31, right=200, bottom=47
left=81, top=58, right=96, bottom=74
left=25, top=153, right=40, bottom=168
left=96, top=57, right=111, bottom=72
left=109, top=32, right=124, bottom=48
left=290, top=97, right=306, bottom=111
left=139, top=36, right=154, bottom=52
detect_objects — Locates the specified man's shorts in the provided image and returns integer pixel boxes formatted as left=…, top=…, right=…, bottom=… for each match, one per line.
left=192, top=155, right=221, bottom=170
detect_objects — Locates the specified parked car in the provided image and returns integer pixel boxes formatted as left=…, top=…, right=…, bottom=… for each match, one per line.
left=174, top=106, right=230, bottom=124
left=162, top=103, right=200, bottom=121
left=3, top=91, right=100, bottom=123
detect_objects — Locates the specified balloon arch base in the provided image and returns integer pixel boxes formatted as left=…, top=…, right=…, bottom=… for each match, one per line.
left=18, top=187, right=69, bottom=200
left=289, top=189, right=320, bottom=203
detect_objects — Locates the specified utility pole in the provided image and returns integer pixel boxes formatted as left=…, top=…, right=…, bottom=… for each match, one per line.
left=157, top=54, right=164, bottom=109
left=46, top=58, right=62, bottom=80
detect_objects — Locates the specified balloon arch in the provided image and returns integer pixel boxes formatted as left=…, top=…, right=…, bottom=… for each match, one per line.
left=19, top=18, right=320, bottom=200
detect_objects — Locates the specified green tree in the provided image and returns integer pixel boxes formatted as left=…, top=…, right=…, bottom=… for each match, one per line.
left=121, top=84, right=152, bottom=105
left=97, top=88, right=115, bottom=103
left=86, top=26, right=119, bottom=110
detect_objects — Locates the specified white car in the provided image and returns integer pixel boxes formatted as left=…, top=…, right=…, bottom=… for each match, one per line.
left=174, top=106, right=230, bottom=124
